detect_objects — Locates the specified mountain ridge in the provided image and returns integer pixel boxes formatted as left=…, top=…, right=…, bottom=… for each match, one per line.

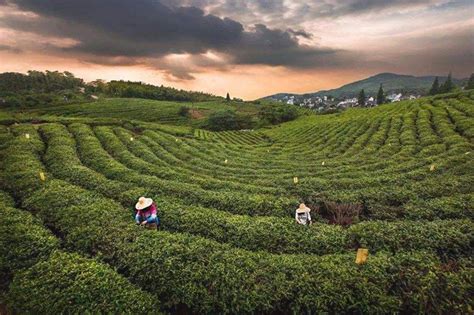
left=263, top=72, right=466, bottom=101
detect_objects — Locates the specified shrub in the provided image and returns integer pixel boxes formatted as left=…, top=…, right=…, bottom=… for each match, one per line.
left=322, top=201, right=362, bottom=226
left=178, top=105, right=190, bottom=117
left=8, top=251, right=159, bottom=314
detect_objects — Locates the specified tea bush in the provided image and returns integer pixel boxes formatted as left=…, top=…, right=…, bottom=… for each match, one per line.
left=8, top=251, right=159, bottom=314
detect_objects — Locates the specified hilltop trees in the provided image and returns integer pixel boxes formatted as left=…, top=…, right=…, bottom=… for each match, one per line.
left=226, top=93, right=231, bottom=102
left=0, top=71, right=84, bottom=93
left=429, top=77, right=439, bottom=95
left=465, top=73, right=474, bottom=90
left=358, top=89, right=366, bottom=106
left=105, top=80, right=218, bottom=102
left=439, top=72, right=454, bottom=93
left=377, top=84, right=386, bottom=105
left=429, top=73, right=458, bottom=95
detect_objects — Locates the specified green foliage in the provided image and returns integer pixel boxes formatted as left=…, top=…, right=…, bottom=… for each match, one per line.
left=104, top=80, right=218, bottom=102
left=8, top=251, right=158, bottom=314
left=1, top=91, right=473, bottom=313
left=258, top=103, right=298, bottom=125
left=358, top=88, right=366, bottom=106
left=0, top=196, right=59, bottom=293
left=430, top=77, right=440, bottom=95
left=439, top=72, right=455, bottom=94
left=377, top=84, right=386, bottom=104
left=206, top=109, right=253, bottom=131
left=178, top=105, right=190, bottom=117
left=0, top=70, right=84, bottom=93
left=465, top=73, right=474, bottom=90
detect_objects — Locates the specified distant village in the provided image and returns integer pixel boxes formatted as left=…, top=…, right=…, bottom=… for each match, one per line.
left=279, top=92, right=420, bottom=112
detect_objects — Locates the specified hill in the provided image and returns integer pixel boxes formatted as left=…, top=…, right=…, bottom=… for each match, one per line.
left=1, top=90, right=473, bottom=313
left=264, top=72, right=466, bottom=100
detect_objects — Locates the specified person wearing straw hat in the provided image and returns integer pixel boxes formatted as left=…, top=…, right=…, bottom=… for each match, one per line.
left=135, top=196, right=160, bottom=229
left=295, top=203, right=312, bottom=225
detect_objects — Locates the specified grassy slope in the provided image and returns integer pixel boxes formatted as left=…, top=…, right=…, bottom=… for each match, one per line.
left=18, top=98, right=267, bottom=125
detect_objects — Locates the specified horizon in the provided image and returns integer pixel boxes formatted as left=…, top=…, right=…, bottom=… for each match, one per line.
left=0, top=0, right=473, bottom=100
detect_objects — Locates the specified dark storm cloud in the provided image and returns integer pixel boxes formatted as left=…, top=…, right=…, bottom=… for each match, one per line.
left=3, top=0, right=334, bottom=70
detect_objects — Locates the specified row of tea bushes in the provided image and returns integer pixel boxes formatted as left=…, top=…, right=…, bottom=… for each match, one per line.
left=0, top=191, right=157, bottom=314
left=70, top=123, right=297, bottom=217
left=0, top=192, right=59, bottom=291
left=8, top=251, right=159, bottom=314
left=40, top=123, right=474, bottom=257
left=23, top=179, right=473, bottom=314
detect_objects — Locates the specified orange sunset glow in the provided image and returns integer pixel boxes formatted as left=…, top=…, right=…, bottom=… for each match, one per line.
left=0, top=0, right=473, bottom=99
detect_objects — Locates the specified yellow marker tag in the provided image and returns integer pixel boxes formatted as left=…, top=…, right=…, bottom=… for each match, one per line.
left=430, top=164, right=436, bottom=171
left=355, top=248, right=369, bottom=265
left=39, top=172, right=46, bottom=181
left=293, top=176, right=299, bottom=184
left=321, top=161, right=325, bottom=166
left=175, top=138, right=178, bottom=142
left=224, top=159, right=228, bottom=164
left=130, top=137, right=134, bottom=141
left=25, top=133, right=30, bottom=139
left=466, top=152, right=471, bottom=155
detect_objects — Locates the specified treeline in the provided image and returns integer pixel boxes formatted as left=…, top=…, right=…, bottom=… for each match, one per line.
left=0, top=71, right=87, bottom=107
left=429, top=72, right=474, bottom=95
left=88, top=80, right=219, bottom=102
left=0, top=70, right=220, bottom=108
left=0, top=70, right=84, bottom=93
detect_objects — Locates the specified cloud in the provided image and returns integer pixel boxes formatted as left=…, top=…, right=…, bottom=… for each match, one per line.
left=1, top=0, right=343, bottom=80
left=0, top=0, right=471, bottom=82
left=0, top=44, right=22, bottom=53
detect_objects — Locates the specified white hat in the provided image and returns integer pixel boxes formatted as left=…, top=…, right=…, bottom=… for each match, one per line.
left=135, top=197, right=153, bottom=210
left=296, top=203, right=311, bottom=213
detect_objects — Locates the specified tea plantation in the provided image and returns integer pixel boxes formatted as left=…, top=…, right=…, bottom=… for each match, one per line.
left=0, top=91, right=473, bottom=314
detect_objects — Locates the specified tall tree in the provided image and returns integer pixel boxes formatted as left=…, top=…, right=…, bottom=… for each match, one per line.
left=376, top=84, right=385, bottom=105
left=358, top=89, right=366, bottom=106
left=440, top=72, right=454, bottom=93
left=226, top=92, right=231, bottom=102
left=465, top=73, right=474, bottom=90
left=429, top=77, right=439, bottom=95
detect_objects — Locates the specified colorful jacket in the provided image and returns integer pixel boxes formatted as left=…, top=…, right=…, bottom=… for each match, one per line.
left=135, top=203, right=158, bottom=224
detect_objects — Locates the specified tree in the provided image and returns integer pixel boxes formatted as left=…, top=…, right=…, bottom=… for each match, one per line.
left=226, top=93, right=231, bottom=102
left=207, top=110, right=239, bottom=131
left=258, top=104, right=298, bottom=125
left=429, top=77, right=439, bottom=95
left=465, top=73, right=474, bottom=90
left=358, top=89, right=366, bottom=106
left=376, top=84, right=385, bottom=105
left=178, top=106, right=190, bottom=117
left=439, top=72, right=454, bottom=94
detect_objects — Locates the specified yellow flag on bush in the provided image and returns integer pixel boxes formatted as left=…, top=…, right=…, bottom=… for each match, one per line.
left=322, top=161, right=325, bottom=166
left=39, top=172, right=46, bottom=181
left=355, top=248, right=369, bottom=265
left=130, top=137, right=134, bottom=141
left=224, top=159, right=228, bottom=164
left=25, top=133, right=30, bottom=139
left=293, top=176, right=299, bottom=184
left=430, top=164, right=436, bottom=171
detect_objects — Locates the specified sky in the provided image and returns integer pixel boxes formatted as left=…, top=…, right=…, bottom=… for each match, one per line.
left=0, top=0, right=473, bottom=100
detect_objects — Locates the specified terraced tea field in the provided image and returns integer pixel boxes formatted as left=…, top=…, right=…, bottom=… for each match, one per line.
left=1, top=91, right=473, bottom=313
